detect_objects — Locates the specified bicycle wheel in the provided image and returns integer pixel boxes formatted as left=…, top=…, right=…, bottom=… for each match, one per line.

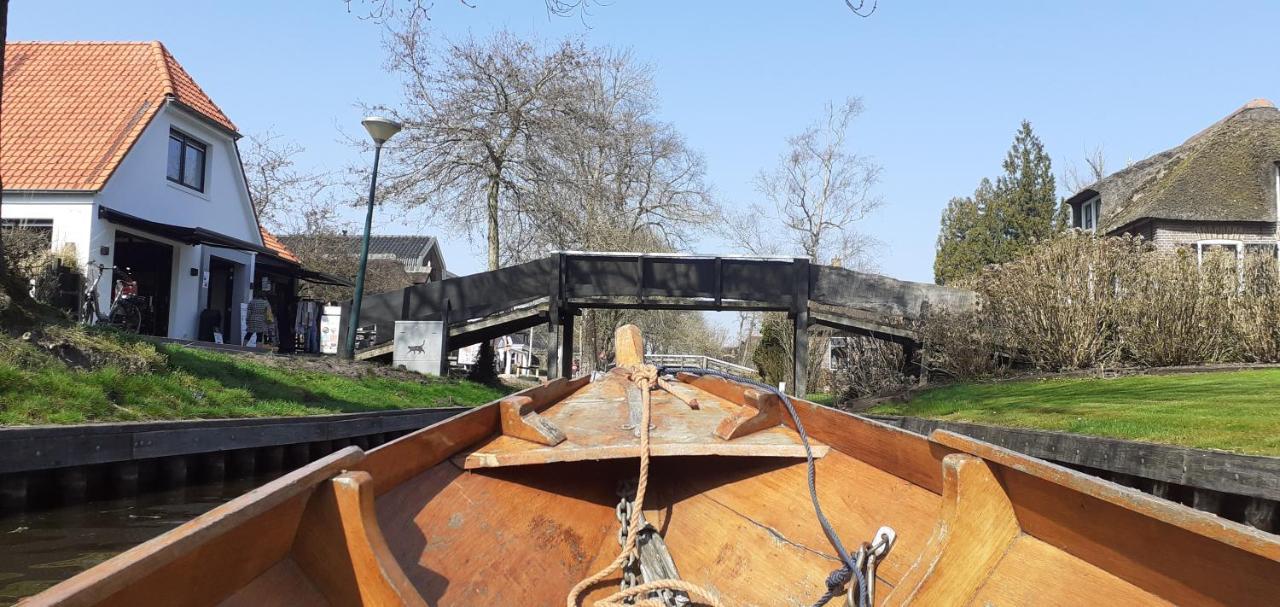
left=80, top=299, right=98, bottom=325
left=108, top=301, right=143, bottom=333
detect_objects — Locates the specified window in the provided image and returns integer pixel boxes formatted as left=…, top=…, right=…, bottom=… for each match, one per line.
left=0, top=218, right=54, bottom=249
left=166, top=130, right=207, bottom=192
left=1195, top=240, right=1243, bottom=265
left=1077, top=196, right=1100, bottom=232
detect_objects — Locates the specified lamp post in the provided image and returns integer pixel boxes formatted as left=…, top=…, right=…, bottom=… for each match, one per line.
left=343, top=116, right=403, bottom=359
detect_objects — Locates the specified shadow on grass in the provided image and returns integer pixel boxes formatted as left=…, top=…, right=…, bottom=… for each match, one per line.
left=161, top=346, right=360, bottom=412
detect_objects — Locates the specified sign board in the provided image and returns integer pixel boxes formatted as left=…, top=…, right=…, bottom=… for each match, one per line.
left=394, top=321, right=445, bottom=376
left=319, top=309, right=341, bottom=355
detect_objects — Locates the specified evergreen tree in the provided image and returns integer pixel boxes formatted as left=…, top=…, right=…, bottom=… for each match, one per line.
left=468, top=340, right=498, bottom=384
left=751, top=319, right=791, bottom=386
left=993, top=120, right=1057, bottom=257
left=934, top=179, right=994, bottom=284
left=933, top=121, right=1056, bottom=284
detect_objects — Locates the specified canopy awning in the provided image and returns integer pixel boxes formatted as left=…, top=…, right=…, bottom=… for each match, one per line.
left=99, top=206, right=273, bottom=255
left=100, top=206, right=355, bottom=287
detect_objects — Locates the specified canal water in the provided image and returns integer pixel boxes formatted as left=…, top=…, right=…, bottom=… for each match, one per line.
left=0, top=476, right=269, bottom=605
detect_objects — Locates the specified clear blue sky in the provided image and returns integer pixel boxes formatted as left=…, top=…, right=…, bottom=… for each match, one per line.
left=11, top=0, right=1280, bottom=283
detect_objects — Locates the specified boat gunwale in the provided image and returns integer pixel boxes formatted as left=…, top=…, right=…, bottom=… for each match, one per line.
left=25, top=446, right=366, bottom=606
left=931, top=429, right=1280, bottom=560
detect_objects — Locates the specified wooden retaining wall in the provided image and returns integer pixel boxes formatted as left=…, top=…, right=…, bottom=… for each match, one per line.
left=0, top=407, right=469, bottom=513
left=865, top=414, right=1280, bottom=533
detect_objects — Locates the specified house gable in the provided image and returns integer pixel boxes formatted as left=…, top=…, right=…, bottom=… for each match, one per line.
left=0, top=41, right=237, bottom=193
left=96, top=102, right=262, bottom=245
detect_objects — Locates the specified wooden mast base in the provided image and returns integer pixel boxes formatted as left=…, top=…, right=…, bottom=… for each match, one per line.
left=498, top=395, right=567, bottom=446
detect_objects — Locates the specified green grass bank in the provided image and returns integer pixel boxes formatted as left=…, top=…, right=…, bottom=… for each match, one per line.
left=0, top=327, right=506, bottom=425
left=869, top=369, right=1280, bottom=456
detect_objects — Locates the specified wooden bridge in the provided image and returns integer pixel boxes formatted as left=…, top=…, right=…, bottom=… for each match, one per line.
left=340, top=252, right=976, bottom=395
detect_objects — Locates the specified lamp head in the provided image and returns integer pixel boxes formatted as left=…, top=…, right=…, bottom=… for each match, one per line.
left=361, top=116, right=403, bottom=146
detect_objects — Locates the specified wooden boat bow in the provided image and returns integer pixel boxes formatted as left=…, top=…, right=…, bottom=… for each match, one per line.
left=22, top=326, right=1280, bottom=606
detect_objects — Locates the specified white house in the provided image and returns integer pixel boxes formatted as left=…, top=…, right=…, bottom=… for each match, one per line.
left=0, top=41, right=314, bottom=343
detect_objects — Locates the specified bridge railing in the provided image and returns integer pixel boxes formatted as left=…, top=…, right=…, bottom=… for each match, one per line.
left=643, top=354, right=759, bottom=378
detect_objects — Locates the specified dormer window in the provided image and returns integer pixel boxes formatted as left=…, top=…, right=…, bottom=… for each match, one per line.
left=1078, top=196, right=1101, bottom=233
left=166, top=129, right=207, bottom=192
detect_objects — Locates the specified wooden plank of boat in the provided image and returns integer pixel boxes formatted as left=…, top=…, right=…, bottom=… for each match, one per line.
left=463, top=371, right=828, bottom=469
left=23, top=325, right=1280, bottom=607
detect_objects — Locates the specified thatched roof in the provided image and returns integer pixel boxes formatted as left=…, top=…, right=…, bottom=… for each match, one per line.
left=1066, top=99, right=1280, bottom=233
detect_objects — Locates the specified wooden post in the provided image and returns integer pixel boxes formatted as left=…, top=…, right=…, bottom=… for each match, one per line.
left=560, top=309, right=575, bottom=378
left=112, top=461, right=140, bottom=497
left=1245, top=498, right=1278, bottom=533
left=160, top=456, right=188, bottom=487
left=58, top=467, right=88, bottom=504
left=286, top=444, right=312, bottom=468
left=917, top=301, right=931, bottom=387
left=260, top=446, right=285, bottom=473
left=792, top=258, right=810, bottom=397
left=547, top=252, right=563, bottom=380
left=201, top=452, right=226, bottom=483
left=1, top=473, right=28, bottom=512
left=230, top=449, right=257, bottom=477
left=546, top=322, right=561, bottom=380
left=311, top=440, right=333, bottom=460
left=615, top=324, right=644, bottom=367
left=1191, top=488, right=1223, bottom=513
left=435, top=299, right=451, bottom=376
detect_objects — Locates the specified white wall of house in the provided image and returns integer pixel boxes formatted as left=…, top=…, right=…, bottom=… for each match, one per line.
left=5, top=103, right=264, bottom=343
left=96, top=103, right=262, bottom=245
left=0, top=192, right=95, bottom=268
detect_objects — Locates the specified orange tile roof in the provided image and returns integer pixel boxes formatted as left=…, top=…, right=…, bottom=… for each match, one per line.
left=259, top=227, right=300, bottom=264
left=1, top=41, right=238, bottom=192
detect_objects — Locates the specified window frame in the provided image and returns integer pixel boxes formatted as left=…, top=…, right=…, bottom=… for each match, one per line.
left=1195, top=239, right=1244, bottom=265
left=1077, top=195, right=1100, bottom=232
left=166, top=129, right=208, bottom=192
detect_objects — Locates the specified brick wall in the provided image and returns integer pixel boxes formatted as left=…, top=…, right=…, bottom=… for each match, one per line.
left=1147, top=219, right=1278, bottom=252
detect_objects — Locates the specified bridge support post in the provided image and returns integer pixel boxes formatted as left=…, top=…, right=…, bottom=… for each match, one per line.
left=793, top=309, right=809, bottom=397
left=546, top=323, right=561, bottom=380
left=560, top=311, right=575, bottom=378
left=791, top=257, right=810, bottom=397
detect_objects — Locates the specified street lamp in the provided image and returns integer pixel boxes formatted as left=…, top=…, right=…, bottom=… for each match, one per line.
left=343, top=116, right=403, bottom=359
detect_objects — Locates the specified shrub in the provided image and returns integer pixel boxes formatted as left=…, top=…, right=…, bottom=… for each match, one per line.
left=829, top=335, right=911, bottom=402
left=468, top=340, right=497, bottom=384
left=922, top=233, right=1280, bottom=378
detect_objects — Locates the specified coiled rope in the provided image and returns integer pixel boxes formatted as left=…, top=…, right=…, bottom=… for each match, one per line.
left=566, top=364, right=724, bottom=607
left=660, top=367, right=870, bottom=607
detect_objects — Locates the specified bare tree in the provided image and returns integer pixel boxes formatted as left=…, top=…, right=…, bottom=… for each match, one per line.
left=1061, top=145, right=1107, bottom=195
left=525, top=49, right=716, bottom=256
left=732, top=99, right=884, bottom=388
left=515, top=49, right=717, bottom=370
left=380, top=26, right=587, bottom=271
left=753, top=98, right=883, bottom=267
left=344, top=0, right=603, bottom=23
left=241, top=130, right=332, bottom=231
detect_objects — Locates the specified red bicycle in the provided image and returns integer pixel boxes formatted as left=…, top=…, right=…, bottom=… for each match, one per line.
left=80, top=262, right=145, bottom=333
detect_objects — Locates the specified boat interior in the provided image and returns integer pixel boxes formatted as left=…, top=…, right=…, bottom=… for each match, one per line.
left=27, top=369, right=1280, bottom=606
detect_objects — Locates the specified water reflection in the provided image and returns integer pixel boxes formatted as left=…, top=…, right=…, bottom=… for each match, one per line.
left=0, top=475, right=271, bottom=605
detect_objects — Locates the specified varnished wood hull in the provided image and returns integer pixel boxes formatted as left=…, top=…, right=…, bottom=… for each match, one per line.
left=24, top=374, right=1280, bottom=606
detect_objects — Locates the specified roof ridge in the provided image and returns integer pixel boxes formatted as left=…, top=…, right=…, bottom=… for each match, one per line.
left=6, top=40, right=157, bottom=45
left=1180, top=98, right=1277, bottom=146
left=150, top=41, right=177, bottom=99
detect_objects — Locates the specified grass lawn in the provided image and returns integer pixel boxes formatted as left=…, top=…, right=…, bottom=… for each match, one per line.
left=869, top=369, right=1280, bottom=456
left=0, top=330, right=507, bottom=425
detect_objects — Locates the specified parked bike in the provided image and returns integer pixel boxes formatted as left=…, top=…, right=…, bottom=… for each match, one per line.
left=80, top=262, right=146, bottom=333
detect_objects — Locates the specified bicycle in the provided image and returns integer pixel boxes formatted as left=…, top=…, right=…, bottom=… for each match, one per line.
left=80, top=262, right=145, bottom=333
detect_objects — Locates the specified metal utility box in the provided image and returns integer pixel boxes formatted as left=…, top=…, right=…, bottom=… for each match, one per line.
left=394, top=321, right=445, bottom=375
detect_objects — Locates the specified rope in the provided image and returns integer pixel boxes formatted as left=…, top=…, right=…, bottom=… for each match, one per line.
left=659, top=367, right=869, bottom=607
left=567, top=364, right=723, bottom=607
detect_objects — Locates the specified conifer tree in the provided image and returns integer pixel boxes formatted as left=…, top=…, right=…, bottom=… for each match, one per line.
left=933, top=121, right=1056, bottom=284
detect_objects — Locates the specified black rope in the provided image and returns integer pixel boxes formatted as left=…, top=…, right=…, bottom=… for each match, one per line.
left=658, top=367, right=869, bottom=607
